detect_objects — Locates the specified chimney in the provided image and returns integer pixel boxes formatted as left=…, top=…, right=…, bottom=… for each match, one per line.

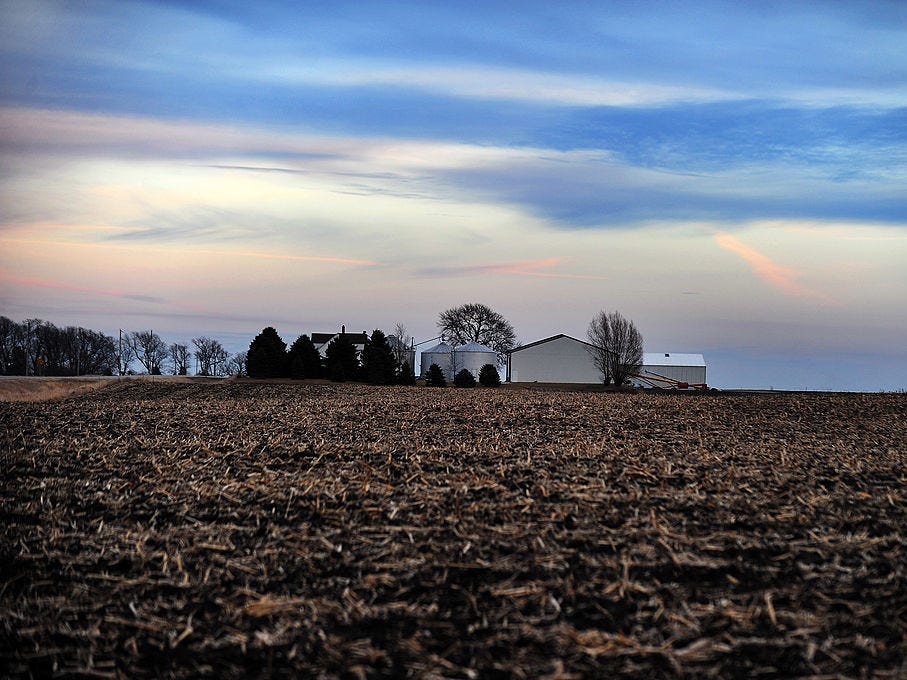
left=341, top=324, right=345, bottom=334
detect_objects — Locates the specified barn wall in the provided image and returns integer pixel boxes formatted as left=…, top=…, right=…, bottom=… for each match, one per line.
left=637, top=364, right=706, bottom=385
left=509, top=336, right=602, bottom=383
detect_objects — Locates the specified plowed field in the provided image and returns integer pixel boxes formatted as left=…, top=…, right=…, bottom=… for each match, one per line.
left=2, top=381, right=906, bottom=678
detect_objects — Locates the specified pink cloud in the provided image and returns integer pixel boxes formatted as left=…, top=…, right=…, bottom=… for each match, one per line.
left=196, top=249, right=375, bottom=266
left=1, top=236, right=375, bottom=266
left=714, top=232, right=831, bottom=303
left=0, top=275, right=164, bottom=303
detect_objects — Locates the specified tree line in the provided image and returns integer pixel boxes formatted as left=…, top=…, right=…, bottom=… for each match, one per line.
left=246, top=327, right=417, bottom=385
left=0, top=316, right=245, bottom=377
left=1, top=304, right=643, bottom=385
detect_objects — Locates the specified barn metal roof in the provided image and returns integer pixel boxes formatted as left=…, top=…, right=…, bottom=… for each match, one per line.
left=506, top=334, right=597, bottom=353
left=643, top=352, right=706, bottom=367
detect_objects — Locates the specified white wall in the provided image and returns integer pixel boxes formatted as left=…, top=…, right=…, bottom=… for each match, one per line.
left=636, top=364, right=706, bottom=385
left=509, top=336, right=603, bottom=383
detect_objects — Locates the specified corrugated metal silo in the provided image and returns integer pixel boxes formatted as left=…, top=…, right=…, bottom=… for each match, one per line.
left=420, top=342, right=453, bottom=378
left=454, top=342, right=498, bottom=380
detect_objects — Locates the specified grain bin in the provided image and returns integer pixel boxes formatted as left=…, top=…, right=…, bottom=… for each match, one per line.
left=454, top=342, right=498, bottom=380
left=420, top=342, right=453, bottom=379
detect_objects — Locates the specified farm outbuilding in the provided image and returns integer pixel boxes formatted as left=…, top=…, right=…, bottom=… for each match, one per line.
left=506, top=335, right=603, bottom=384
left=452, top=342, right=498, bottom=380
left=421, top=341, right=498, bottom=381
left=507, top=334, right=707, bottom=387
left=635, top=353, right=707, bottom=388
left=420, top=342, right=453, bottom=379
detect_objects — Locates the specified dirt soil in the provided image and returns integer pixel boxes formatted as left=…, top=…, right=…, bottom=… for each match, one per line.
left=2, top=381, right=905, bottom=678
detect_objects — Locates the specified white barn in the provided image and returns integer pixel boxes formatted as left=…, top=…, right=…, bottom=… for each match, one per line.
left=507, top=334, right=707, bottom=387
left=507, top=335, right=602, bottom=383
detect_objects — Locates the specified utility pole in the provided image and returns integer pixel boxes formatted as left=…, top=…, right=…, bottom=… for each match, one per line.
left=25, top=319, right=31, bottom=376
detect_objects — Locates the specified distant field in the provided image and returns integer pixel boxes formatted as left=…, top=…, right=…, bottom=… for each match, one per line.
left=0, top=375, right=221, bottom=402
left=1, top=382, right=905, bottom=677
left=0, top=376, right=119, bottom=402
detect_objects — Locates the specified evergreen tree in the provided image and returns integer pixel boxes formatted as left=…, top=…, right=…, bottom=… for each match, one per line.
left=246, top=327, right=288, bottom=378
left=289, top=355, right=306, bottom=380
left=287, top=334, right=323, bottom=379
left=478, top=363, right=501, bottom=387
left=360, top=329, right=397, bottom=385
left=397, top=361, right=416, bottom=386
left=329, top=362, right=347, bottom=382
left=325, top=333, right=358, bottom=381
left=426, top=363, right=447, bottom=387
left=454, top=368, right=476, bottom=388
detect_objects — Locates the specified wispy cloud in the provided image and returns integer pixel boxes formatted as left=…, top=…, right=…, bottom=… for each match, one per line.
left=418, top=257, right=609, bottom=281
left=713, top=232, right=831, bottom=303
left=1, top=237, right=375, bottom=267
left=1, top=275, right=165, bottom=304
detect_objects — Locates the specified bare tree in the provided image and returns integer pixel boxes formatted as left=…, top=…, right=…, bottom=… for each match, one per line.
left=0, top=316, right=19, bottom=374
left=116, top=331, right=135, bottom=375
left=170, top=343, right=190, bottom=375
left=193, top=336, right=229, bottom=376
left=438, top=302, right=516, bottom=364
left=586, top=310, right=643, bottom=387
left=72, top=328, right=117, bottom=375
left=128, top=330, right=168, bottom=374
left=391, top=322, right=413, bottom=373
left=226, top=351, right=247, bottom=376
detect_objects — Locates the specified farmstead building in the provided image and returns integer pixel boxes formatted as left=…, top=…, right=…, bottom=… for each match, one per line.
left=311, top=327, right=368, bottom=358
left=635, top=353, right=707, bottom=388
left=507, top=335, right=602, bottom=383
left=420, top=341, right=498, bottom=381
left=507, top=334, right=707, bottom=386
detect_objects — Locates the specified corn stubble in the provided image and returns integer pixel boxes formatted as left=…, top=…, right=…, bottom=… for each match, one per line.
left=1, top=381, right=905, bottom=678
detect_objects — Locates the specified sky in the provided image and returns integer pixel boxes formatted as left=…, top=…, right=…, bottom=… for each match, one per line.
left=1, top=0, right=905, bottom=390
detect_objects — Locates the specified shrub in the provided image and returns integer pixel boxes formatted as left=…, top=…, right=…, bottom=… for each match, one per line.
left=454, top=368, right=476, bottom=388
left=478, top=363, right=501, bottom=387
left=397, top=362, right=416, bottom=386
left=426, top=363, right=446, bottom=387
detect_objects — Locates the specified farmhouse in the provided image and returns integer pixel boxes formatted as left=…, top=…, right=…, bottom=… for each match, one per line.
left=506, top=334, right=707, bottom=387
left=311, top=326, right=368, bottom=358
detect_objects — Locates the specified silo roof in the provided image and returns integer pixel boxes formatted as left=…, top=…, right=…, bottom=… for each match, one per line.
left=423, top=342, right=452, bottom=353
left=457, top=341, right=495, bottom=353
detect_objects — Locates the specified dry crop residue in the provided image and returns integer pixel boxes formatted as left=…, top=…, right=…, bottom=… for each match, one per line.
left=1, top=382, right=906, bottom=678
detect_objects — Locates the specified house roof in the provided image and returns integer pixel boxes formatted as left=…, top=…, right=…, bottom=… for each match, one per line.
left=312, top=331, right=369, bottom=346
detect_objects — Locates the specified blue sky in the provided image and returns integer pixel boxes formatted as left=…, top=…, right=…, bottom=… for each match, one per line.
left=1, top=0, right=905, bottom=389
